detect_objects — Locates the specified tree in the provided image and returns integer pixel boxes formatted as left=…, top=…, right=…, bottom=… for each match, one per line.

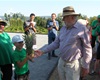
left=56, top=13, right=63, bottom=30
left=4, top=13, right=8, bottom=21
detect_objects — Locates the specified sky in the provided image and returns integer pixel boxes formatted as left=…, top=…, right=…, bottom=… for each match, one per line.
left=0, top=0, right=100, bottom=18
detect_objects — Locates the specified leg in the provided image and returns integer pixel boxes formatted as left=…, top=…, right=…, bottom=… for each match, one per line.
left=52, top=50, right=58, bottom=57
left=65, top=60, right=80, bottom=80
left=58, top=58, right=80, bottom=80
left=32, top=33, right=36, bottom=45
left=0, top=64, right=12, bottom=80
left=91, top=36, right=96, bottom=48
left=48, top=52, right=51, bottom=60
left=48, top=36, right=52, bottom=60
left=15, top=70, right=29, bottom=80
left=52, top=37, right=57, bottom=57
left=58, top=58, right=66, bottom=80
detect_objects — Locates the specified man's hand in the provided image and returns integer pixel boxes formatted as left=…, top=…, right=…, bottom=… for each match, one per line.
left=53, top=22, right=57, bottom=27
left=29, top=23, right=34, bottom=27
left=34, top=50, right=44, bottom=57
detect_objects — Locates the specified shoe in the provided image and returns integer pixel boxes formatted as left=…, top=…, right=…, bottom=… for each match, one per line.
left=89, top=71, right=98, bottom=75
left=52, top=54, right=58, bottom=57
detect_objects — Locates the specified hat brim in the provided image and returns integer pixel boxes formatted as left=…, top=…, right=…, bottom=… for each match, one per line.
left=17, top=40, right=24, bottom=43
left=62, top=13, right=80, bottom=17
left=0, top=21, right=7, bottom=26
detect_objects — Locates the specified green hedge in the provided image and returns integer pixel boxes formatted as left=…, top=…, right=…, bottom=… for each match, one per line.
left=4, top=26, right=48, bottom=34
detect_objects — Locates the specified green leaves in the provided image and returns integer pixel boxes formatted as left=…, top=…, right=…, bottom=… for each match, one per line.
left=23, top=33, right=36, bottom=55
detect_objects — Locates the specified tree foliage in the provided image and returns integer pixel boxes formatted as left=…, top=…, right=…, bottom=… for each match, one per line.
left=3, top=12, right=99, bottom=34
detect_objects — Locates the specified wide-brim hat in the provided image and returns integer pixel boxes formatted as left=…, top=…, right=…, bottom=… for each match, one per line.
left=0, top=18, right=7, bottom=26
left=62, top=6, right=80, bottom=17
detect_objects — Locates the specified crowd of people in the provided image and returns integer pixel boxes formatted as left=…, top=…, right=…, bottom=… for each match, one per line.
left=0, top=5, right=100, bottom=80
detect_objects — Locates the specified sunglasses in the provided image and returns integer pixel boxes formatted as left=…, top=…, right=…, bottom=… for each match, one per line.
left=18, top=41, right=24, bottom=44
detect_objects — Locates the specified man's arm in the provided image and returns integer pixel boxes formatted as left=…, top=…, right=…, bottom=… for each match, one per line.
left=81, top=27, right=92, bottom=77
left=31, top=23, right=37, bottom=32
left=23, top=22, right=29, bottom=32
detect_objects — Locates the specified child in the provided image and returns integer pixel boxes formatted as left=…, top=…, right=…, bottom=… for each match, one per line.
left=12, top=35, right=34, bottom=80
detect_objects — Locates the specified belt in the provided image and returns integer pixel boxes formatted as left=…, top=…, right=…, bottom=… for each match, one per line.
left=61, top=58, right=78, bottom=63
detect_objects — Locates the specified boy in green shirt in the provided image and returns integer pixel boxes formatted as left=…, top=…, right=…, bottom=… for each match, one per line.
left=12, top=35, right=34, bottom=80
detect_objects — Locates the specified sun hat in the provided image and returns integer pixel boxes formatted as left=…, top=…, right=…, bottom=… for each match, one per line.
left=12, top=35, right=24, bottom=43
left=97, top=15, right=100, bottom=18
left=0, top=18, right=7, bottom=26
left=62, top=6, right=80, bottom=17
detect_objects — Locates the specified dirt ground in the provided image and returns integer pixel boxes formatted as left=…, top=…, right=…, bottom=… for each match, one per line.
left=49, top=60, right=100, bottom=80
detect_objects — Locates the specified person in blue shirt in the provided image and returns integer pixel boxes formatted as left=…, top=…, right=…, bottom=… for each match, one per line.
left=47, top=13, right=59, bottom=60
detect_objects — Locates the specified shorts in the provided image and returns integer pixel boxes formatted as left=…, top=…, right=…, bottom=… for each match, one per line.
left=14, top=70, right=29, bottom=80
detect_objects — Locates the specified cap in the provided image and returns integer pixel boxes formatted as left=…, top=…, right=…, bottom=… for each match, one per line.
left=12, top=35, right=24, bottom=43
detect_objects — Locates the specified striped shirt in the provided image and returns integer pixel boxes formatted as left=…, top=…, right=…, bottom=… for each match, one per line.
left=43, top=21, right=92, bottom=69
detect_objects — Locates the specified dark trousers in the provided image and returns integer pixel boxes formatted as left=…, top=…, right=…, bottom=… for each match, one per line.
left=96, top=43, right=100, bottom=59
left=91, top=36, right=96, bottom=48
left=48, top=36, right=55, bottom=58
left=0, top=64, right=12, bottom=80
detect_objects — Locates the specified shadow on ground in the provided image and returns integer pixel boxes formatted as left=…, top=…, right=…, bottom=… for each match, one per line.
left=29, top=44, right=60, bottom=80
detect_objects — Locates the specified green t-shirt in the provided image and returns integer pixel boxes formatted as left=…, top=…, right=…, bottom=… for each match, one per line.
left=0, top=32, right=13, bottom=65
left=13, top=48, right=28, bottom=75
left=95, top=24, right=100, bottom=34
left=91, top=20, right=100, bottom=36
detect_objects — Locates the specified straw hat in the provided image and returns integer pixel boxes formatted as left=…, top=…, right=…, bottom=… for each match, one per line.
left=62, top=6, right=80, bottom=17
left=0, top=18, right=7, bottom=26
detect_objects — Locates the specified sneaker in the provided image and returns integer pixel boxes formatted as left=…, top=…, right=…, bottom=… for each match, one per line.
left=89, top=71, right=98, bottom=75
left=52, top=54, right=58, bottom=57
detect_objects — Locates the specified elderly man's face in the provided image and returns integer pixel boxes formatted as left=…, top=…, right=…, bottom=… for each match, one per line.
left=63, top=16, right=74, bottom=27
